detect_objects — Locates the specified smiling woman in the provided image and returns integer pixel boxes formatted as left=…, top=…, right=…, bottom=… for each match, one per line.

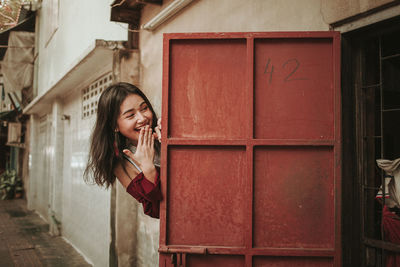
left=84, top=82, right=162, bottom=218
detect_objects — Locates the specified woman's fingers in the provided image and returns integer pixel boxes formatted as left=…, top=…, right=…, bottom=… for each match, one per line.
left=138, top=127, right=145, bottom=146
left=150, top=129, right=154, bottom=147
left=145, top=125, right=151, bottom=146
left=157, top=118, right=161, bottom=130
left=139, top=125, right=153, bottom=147
left=122, top=149, right=133, bottom=158
left=154, top=126, right=161, bottom=143
left=154, top=118, right=161, bottom=143
left=123, top=148, right=135, bottom=161
left=148, top=125, right=153, bottom=146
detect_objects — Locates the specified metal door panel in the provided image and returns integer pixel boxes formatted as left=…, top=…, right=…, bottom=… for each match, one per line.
left=161, top=32, right=341, bottom=267
left=167, top=146, right=246, bottom=247
left=253, top=147, right=334, bottom=248
left=169, top=39, right=247, bottom=139
left=255, top=39, right=334, bottom=140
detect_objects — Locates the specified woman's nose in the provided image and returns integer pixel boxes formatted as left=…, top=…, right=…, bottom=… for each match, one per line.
left=136, top=111, right=145, bottom=122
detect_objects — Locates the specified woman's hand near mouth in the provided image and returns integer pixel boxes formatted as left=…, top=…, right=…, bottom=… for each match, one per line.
left=123, top=125, right=157, bottom=183
left=154, top=118, right=161, bottom=143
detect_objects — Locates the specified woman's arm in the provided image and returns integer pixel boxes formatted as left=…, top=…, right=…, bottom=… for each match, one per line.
left=114, top=161, right=161, bottom=218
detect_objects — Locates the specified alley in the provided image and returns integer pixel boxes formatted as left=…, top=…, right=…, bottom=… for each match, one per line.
left=0, top=199, right=91, bottom=267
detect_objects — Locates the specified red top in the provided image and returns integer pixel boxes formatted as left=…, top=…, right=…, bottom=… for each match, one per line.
left=126, top=167, right=162, bottom=218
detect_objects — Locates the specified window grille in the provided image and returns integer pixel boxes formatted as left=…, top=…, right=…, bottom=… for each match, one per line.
left=359, top=27, right=400, bottom=266
left=82, top=73, right=113, bottom=119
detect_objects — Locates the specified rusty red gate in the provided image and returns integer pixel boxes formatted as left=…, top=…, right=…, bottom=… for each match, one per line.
left=159, top=32, right=341, bottom=267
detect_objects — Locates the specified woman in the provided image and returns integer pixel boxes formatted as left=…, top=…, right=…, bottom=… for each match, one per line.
left=84, top=82, right=162, bottom=218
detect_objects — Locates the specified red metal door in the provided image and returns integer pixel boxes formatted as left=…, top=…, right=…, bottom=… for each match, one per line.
left=159, top=32, right=341, bottom=267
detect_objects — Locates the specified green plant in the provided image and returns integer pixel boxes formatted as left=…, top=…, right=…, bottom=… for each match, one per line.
left=0, top=169, right=23, bottom=200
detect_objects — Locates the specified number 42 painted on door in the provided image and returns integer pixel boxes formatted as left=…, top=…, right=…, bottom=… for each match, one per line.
left=264, top=58, right=308, bottom=84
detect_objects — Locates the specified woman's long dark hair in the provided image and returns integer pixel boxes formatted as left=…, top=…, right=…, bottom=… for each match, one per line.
left=84, top=82, right=159, bottom=188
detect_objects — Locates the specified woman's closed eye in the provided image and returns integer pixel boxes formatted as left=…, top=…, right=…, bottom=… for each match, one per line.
left=126, top=113, right=135, bottom=118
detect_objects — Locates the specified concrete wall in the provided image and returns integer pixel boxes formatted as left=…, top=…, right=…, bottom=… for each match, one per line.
left=321, top=0, right=396, bottom=24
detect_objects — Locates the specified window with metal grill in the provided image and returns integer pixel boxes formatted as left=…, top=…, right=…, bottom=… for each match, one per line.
left=82, top=73, right=113, bottom=119
left=357, top=22, right=400, bottom=267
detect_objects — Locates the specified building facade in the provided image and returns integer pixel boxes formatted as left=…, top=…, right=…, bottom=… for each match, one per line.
left=6, top=0, right=400, bottom=266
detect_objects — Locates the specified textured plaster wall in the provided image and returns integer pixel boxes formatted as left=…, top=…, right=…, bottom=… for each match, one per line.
left=320, top=0, right=396, bottom=24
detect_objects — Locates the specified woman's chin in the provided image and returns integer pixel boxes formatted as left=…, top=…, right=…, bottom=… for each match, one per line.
left=127, top=137, right=138, bottom=146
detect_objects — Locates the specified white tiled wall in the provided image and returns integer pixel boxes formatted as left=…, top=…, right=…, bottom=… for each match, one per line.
left=62, top=73, right=112, bottom=267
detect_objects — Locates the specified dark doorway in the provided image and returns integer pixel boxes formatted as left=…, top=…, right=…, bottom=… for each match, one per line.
left=342, top=15, right=400, bottom=267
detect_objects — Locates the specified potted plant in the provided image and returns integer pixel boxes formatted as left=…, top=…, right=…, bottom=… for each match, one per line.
left=0, top=169, right=23, bottom=200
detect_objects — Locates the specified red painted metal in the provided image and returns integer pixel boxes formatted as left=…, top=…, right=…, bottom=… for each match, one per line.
left=160, top=32, right=341, bottom=267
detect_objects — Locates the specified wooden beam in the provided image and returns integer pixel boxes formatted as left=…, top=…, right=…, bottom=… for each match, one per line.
left=110, top=6, right=141, bottom=24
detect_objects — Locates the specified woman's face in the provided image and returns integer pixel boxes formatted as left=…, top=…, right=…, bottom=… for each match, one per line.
left=116, top=94, right=153, bottom=144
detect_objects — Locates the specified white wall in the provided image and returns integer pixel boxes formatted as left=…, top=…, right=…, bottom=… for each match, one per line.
left=36, top=0, right=127, bottom=96
left=62, top=79, right=111, bottom=267
left=30, top=0, right=127, bottom=265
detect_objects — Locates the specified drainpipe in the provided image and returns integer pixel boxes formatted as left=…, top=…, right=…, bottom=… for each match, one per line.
left=142, top=0, right=194, bottom=31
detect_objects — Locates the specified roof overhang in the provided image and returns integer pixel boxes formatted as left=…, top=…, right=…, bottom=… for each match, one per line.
left=23, top=40, right=126, bottom=116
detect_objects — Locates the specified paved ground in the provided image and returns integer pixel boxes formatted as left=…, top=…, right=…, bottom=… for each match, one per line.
left=0, top=198, right=92, bottom=267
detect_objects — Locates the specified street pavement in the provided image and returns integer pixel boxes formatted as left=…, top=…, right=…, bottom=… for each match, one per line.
left=0, top=198, right=91, bottom=267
